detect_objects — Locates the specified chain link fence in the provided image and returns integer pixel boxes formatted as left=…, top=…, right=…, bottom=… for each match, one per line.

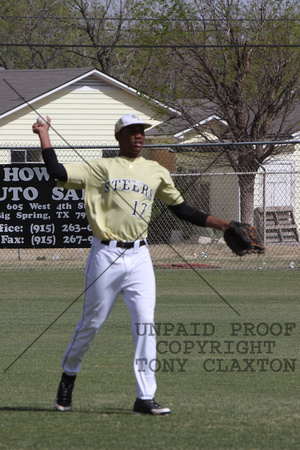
left=0, top=142, right=299, bottom=271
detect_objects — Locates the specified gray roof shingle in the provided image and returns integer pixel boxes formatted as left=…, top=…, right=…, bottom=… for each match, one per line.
left=146, top=100, right=300, bottom=139
left=0, top=67, right=94, bottom=117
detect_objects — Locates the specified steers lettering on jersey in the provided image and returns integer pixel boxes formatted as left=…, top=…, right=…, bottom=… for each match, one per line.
left=104, top=179, right=154, bottom=201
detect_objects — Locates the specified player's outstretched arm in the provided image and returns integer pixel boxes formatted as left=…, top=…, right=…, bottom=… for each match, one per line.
left=205, top=215, right=230, bottom=232
left=169, top=202, right=265, bottom=256
left=169, top=202, right=230, bottom=231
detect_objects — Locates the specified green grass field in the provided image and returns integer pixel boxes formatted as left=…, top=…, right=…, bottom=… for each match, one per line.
left=1, top=269, right=299, bottom=449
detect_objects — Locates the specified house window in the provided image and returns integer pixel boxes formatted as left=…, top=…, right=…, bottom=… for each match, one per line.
left=11, top=150, right=25, bottom=163
left=197, top=182, right=210, bottom=212
left=188, top=169, right=211, bottom=212
left=11, top=149, right=42, bottom=163
left=102, top=149, right=119, bottom=158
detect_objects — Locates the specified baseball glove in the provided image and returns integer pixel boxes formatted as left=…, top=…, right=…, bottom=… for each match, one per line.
left=224, top=221, right=266, bottom=256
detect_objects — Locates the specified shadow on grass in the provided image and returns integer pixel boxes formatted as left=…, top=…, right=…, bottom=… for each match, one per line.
left=0, top=406, right=132, bottom=415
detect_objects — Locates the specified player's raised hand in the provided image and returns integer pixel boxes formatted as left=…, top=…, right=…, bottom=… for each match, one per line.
left=32, top=115, right=52, bottom=149
left=32, top=115, right=51, bottom=135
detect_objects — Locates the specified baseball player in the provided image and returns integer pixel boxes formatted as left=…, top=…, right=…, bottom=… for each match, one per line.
left=33, top=114, right=232, bottom=415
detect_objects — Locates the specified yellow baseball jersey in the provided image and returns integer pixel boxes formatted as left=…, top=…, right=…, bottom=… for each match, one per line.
left=58, top=156, right=184, bottom=241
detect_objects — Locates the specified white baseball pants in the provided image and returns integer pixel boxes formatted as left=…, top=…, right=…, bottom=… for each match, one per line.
left=61, top=238, right=157, bottom=399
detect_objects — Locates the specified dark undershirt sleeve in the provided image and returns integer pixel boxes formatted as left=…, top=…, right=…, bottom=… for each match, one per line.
left=42, top=147, right=68, bottom=182
left=168, top=201, right=210, bottom=227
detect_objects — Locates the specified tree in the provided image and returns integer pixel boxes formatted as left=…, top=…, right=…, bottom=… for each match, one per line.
left=64, top=0, right=139, bottom=78
left=0, top=0, right=142, bottom=78
left=0, top=0, right=88, bottom=69
left=0, top=0, right=81, bottom=69
left=130, top=0, right=300, bottom=224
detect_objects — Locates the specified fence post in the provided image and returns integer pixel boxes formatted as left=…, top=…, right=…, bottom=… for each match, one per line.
left=255, top=160, right=267, bottom=244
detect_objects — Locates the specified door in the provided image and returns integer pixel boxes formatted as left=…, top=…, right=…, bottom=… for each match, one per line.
left=263, top=161, right=295, bottom=207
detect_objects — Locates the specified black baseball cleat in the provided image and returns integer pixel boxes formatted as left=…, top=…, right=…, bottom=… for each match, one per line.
left=54, top=372, right=76, bottom=411
left=133, top=398, right=171, bottom=415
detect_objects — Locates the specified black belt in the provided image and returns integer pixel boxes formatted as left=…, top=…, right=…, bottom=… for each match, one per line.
left=101, top=239, right=146, bottom=249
